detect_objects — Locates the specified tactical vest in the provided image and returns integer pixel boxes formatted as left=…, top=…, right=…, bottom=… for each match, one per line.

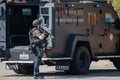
left=29, top=28, right=41, bottom=45
left=29, top=27, right=47, bottom=47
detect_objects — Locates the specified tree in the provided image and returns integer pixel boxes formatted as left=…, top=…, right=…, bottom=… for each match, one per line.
left=112, top=0, right=120, bottom=11
left=111, top=0, right=120, bottom=17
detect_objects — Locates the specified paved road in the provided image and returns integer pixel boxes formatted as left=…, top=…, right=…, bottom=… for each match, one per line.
left=0, top=60, right=120, bottom=80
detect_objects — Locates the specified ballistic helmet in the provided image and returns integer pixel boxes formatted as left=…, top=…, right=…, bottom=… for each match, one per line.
left=32, top=19, right=42, bottom=26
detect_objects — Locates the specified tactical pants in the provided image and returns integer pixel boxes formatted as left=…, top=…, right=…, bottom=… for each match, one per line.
left=32, top=45, right=43, bottom=77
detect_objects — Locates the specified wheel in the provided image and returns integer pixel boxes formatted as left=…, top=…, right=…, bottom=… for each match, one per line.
left=13, top=65, right=22, bottom=74
left=20, top=64, right=34, bottom=74
left=73, top=46, right=91, bottom=74
left=111, top=59, right=120, bottom=71
left=13, top=64, right=34, bottom=74
left=13, top=69, right=22, bottom=74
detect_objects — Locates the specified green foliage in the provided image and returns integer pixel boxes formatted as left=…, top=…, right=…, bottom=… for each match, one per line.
left=112, top=0, right=120, bottom=11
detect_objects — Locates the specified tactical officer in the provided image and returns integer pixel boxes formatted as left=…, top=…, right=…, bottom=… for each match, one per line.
left=29, top=19, right=49, bottom=79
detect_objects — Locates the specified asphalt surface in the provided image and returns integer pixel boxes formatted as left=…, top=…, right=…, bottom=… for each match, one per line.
left=0, top=60, right=120, bottom=80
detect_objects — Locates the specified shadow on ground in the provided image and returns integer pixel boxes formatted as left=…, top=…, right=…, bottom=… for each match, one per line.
left=3, top=69, right=120, bottom=79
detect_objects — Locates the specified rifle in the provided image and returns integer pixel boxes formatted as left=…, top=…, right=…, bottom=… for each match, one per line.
left=39, top=28, right=55, bottom=39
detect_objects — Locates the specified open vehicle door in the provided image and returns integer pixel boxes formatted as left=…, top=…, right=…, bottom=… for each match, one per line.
left=0, top=3, right=6, bottom=60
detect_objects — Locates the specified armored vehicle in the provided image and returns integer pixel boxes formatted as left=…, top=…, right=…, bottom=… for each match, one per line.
left=0, top=0, right=120, bottom=74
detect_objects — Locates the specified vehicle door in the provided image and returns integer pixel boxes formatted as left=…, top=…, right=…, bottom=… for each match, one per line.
left=87, top=4, right=105, bottom=54
left=0, top=3, right=6, bottom=57
left=103, top=5, right=119, bottom=53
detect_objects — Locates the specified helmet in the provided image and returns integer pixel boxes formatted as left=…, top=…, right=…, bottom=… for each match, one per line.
left=32, top=19, right=42, bottom=26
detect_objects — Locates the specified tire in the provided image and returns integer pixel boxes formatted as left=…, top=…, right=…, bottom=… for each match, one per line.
left=13, top=69, right=22, bottom=74
left=13, top=64, right=34, bottom=74
left=73, top=46, right=91, bottom=74
left=111, top=59, right=120, bottom=71
left=20, top=64, right=34, bottom=74
left=13, top=65, right=22, bottom=74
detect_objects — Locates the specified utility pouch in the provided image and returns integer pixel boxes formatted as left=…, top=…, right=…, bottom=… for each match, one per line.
left=29, top=44, right=35, bottom=54
left=37, top=48, right=45, bottom=57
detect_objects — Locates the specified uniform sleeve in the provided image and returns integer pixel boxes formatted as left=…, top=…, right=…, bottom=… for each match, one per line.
left=33, top=30, right=41, bottom=38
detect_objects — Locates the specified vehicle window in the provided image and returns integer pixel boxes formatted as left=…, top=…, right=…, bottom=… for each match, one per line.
left=105, top=13, right=115, bottom=24
left=22, top=8, right=32, bottom=15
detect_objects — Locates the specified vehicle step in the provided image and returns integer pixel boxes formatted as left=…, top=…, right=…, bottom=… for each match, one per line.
left=97, top=55, right=120, bottom=59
